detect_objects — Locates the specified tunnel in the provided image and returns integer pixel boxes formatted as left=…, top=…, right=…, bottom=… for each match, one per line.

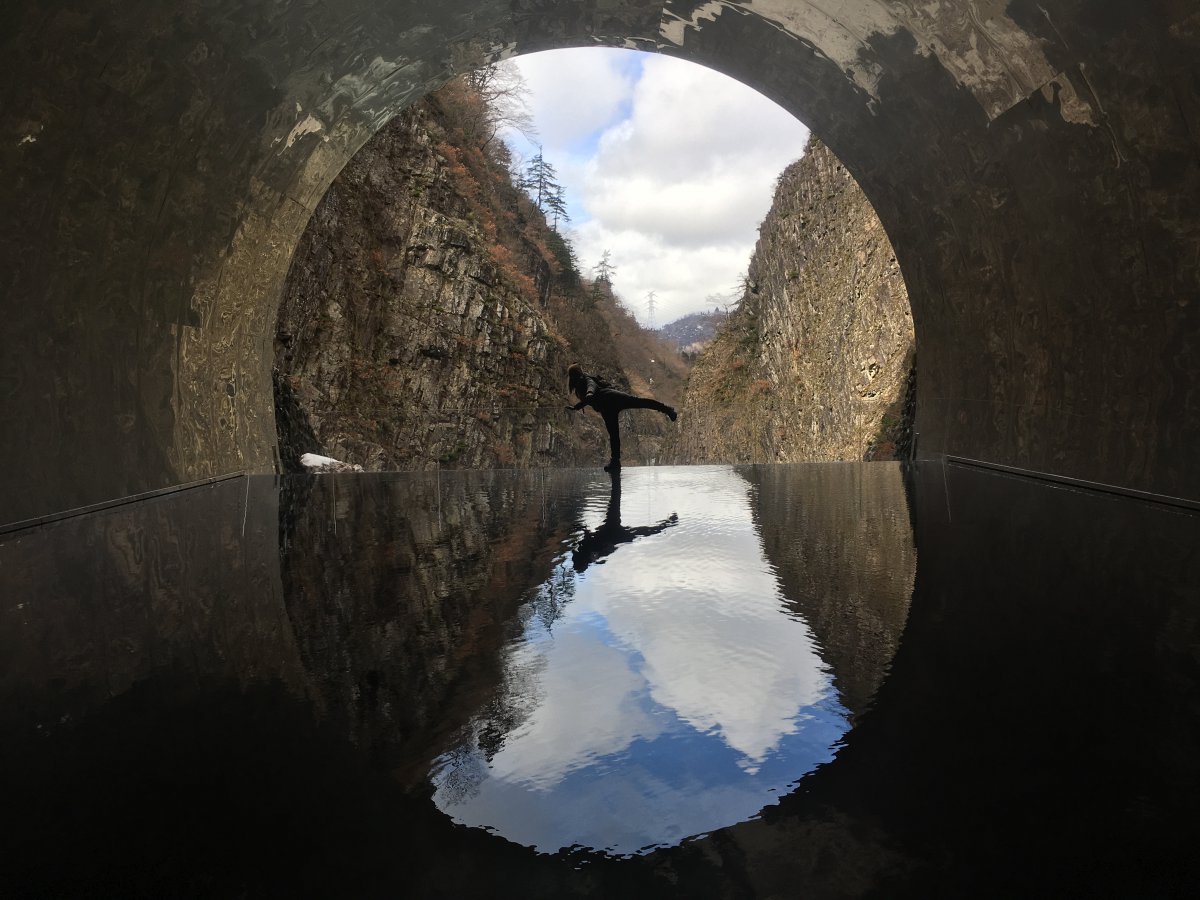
left=3, top=0, right=1199, bottom=526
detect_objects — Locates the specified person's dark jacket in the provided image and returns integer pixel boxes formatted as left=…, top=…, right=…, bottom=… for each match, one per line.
left=568, top=368, right=617, bottom=411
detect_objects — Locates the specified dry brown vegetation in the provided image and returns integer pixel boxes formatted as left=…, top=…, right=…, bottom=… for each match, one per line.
left=275, top=63, right=690, bottom=471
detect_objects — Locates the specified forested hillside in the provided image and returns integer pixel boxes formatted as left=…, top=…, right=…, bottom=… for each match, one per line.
left=658, top=309, right=729, bottom=357
left=274, top=64, right=686, bottom=472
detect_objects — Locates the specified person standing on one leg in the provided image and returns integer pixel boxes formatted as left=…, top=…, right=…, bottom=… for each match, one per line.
left=566, top=363, right=677, bottom=471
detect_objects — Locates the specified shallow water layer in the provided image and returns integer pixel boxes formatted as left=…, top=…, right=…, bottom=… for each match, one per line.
left=2, top=462, right=1198, bottom=898
left=428, top=466, right=911, bottom=855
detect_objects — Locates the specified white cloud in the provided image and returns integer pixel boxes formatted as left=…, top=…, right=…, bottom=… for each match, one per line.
left=593, top=55, right=807, bottom=181
left=583, top=175, right=777, bottom=247
left=569, top=221, right=752, bottom=325
left=509, top=49, right=810, bottom=326
left=510, top=49, right=638, bottom=154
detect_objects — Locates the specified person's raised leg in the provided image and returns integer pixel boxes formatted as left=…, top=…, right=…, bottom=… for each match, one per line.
left=617, top=394, right=676, bottom=421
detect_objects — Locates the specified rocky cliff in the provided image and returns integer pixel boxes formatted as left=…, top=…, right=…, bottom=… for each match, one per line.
left=275, top=89, right=683, bottom=473
left=673, top=138, right=914, bottom=463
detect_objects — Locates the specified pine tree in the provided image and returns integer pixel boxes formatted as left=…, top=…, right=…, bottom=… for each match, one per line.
left=590, top=250, right=617, bottom=304
left=593, top=249, right=616, bottom=285
left=521, top=148, right=563, bottom=214
left=544, top=183, right=570, bottom=231
left=544, top=229, right=580, bottom=282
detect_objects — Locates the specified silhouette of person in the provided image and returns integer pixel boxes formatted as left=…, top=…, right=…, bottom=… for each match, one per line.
left=566, top=363, right=676, bottom=471
left=572, top=470, right=679, bottom=573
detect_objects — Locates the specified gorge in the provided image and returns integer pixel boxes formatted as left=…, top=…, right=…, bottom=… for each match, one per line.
left=273, top=72, right=911, bottom=470
left=273, top=82, right=686, bottom=474
left=674, top=136, right=914, bottom=464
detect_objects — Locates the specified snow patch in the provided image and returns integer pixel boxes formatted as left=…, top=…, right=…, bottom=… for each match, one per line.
left=300, top=452, right=364, bottom=473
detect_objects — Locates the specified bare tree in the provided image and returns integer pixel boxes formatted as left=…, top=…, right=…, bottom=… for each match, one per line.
left=447, top=44, right=537, bottom=151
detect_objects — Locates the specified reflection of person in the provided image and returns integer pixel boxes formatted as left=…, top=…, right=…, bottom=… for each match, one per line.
left=572, top=470, right=679, bottom=573
left=566, top=363, right=676, bottom=472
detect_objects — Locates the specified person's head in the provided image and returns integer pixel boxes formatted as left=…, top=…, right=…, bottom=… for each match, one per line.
left=567, top=363, right=585, bottom=398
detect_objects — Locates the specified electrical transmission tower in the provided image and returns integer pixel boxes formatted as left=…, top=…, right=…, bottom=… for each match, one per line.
left=644, top=291, right=658, bottom=329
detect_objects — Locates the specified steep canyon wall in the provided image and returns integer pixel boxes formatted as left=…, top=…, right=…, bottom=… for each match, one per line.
left=675, top=139, right=914, bottom=464
left=274, top=97, right=681, bottom=473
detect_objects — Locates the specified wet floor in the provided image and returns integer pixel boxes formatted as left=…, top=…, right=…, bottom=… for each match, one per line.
left=2, top=461, right=1198, bottom=898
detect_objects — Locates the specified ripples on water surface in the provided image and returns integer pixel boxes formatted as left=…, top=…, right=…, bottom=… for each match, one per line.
left=429, top=466, right=907, bottom=855
left=3, top=461, right=1198, bottom=898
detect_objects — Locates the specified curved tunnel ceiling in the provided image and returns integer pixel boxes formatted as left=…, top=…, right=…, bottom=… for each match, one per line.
left=2, top=1, right=1198, bottom=524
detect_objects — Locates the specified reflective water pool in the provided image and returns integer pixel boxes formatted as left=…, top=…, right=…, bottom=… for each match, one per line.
left=429, top=466, right=910, bottom=855
left=2, top=461, right=1198, bottom=898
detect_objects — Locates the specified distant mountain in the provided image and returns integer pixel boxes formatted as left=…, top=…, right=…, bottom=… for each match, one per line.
left=658, top=309, right=728, bottom=353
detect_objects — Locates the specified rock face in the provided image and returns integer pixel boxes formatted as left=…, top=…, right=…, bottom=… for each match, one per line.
left=275, top=103, right=565, bottom=471
left=674, top=139, right=915, bottom=464
left=274, top=98, right=681, bottom=473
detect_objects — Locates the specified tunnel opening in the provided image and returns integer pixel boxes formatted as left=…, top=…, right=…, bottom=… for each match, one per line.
left=269, top=45, right=916, bottom=474
left=5, top=3, right=1200, bottom=892
left=5, top=1, right=1198, bottom=524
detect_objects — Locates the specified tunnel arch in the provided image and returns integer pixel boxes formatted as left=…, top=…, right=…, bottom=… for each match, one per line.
left=3, top=1, right=1198, bottom=525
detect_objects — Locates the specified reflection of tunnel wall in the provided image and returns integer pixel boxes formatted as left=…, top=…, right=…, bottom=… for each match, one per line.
left=3, top=2, right=1199, bottom=524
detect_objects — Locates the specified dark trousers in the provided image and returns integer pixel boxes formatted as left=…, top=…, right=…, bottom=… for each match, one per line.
left=592, top=392, right=673, bottom=464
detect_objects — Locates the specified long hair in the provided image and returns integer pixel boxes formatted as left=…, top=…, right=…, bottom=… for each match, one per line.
left=567, top=363, right=586, bottom=400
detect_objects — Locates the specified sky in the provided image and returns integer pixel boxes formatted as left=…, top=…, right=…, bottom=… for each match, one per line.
left=502, top=48, right=811, bottom=329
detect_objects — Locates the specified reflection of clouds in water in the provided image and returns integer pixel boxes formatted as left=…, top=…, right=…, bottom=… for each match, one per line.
left=443, top=749, right=791, bottom=855
left=613, top=600, right=826, bottom=767
left=585, top=469, right=830, bottom=767
left=433, top=467, right=846, bottom=853
left=486, top=624, right=662, bottom=790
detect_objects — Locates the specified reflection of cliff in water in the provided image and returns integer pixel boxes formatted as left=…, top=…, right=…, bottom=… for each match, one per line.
left=0, top=471, right=586, bottom=774
left=277, top=470, right=587, bottom=774
left=740, top=462, right=915, bottom=718
left=5, top=464, right=1199, bottom=897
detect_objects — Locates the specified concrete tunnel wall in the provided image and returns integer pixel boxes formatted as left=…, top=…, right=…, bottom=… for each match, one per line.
left=2, top=1, right=1198, bottom=525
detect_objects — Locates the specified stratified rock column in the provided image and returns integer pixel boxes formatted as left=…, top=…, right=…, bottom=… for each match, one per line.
left=676, top=138, right=914, bottom=463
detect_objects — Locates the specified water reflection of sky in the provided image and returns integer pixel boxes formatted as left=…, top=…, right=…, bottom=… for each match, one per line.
left=430, top=467, right=850, bottom=856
